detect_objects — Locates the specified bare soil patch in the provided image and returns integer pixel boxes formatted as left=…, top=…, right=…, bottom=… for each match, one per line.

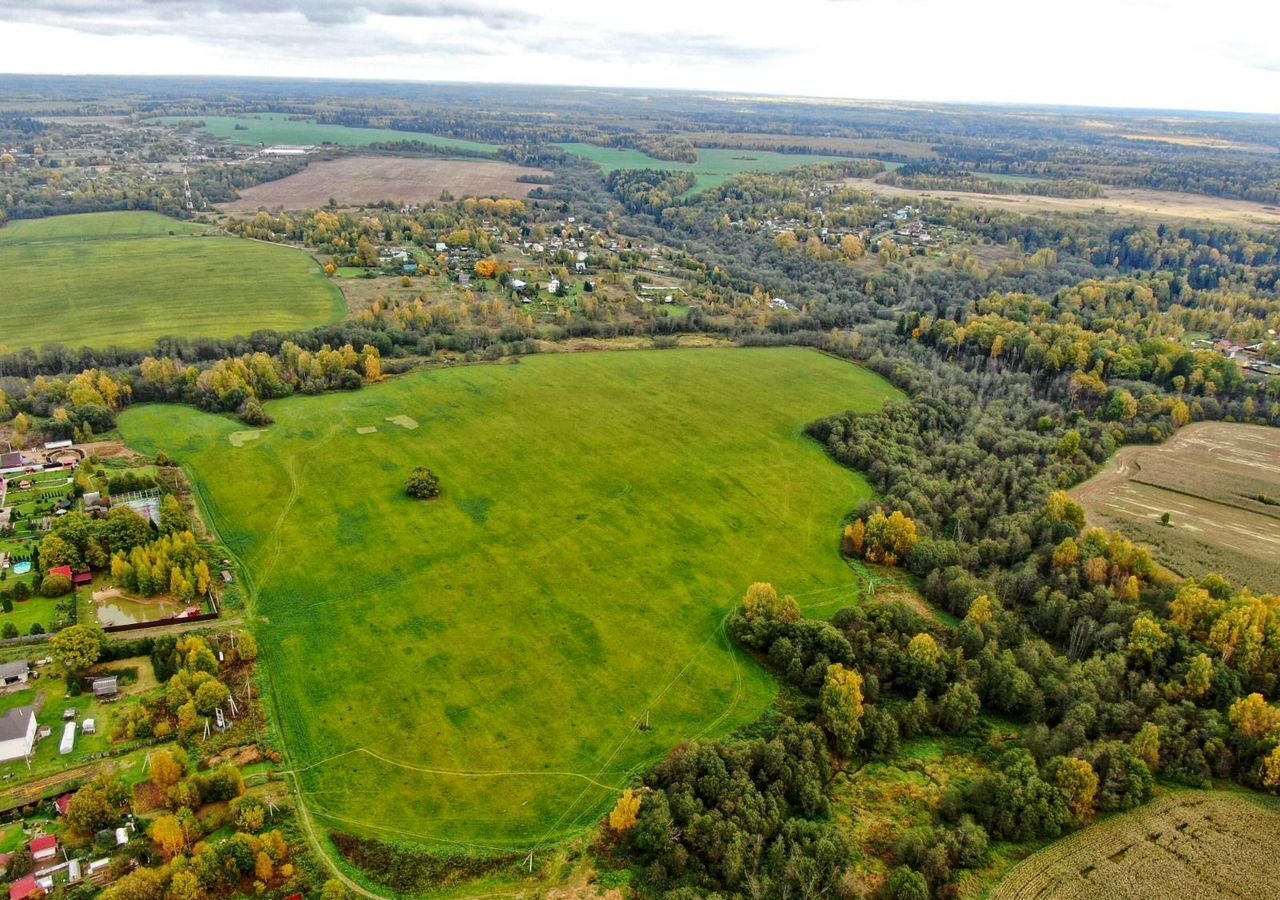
left=992, top=791, right=1280, bottom=900
left=1072, top=422, right=1280, bottom=592
left=222, top=156, right=553, bottom=211
left=842, top=178, right=1280, bottom=228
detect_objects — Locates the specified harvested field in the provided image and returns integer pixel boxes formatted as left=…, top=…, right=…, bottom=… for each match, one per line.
left=991, top=791, right=1280, bottom=900
left=842, top=177, right=1280, bottom=227
left=221, top=156, right=552, bottom=211
left=1072, top=422, right=1280, bottom=593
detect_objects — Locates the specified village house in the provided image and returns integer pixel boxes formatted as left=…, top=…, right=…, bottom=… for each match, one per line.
left=28, top=835, right=58, bottom=863
left=0, top=706, right=36, bottom=762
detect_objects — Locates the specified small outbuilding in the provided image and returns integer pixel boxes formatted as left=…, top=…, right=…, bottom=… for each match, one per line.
left=0, top=660, right=29, bottom=691
left=92, top=677, right=119, bottom=700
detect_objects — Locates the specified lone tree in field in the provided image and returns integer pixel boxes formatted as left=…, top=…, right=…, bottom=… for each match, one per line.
left=406, top=467, right=441, bottom=500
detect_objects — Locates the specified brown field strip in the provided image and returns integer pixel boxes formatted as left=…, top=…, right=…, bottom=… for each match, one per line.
left=991, top=791, right=1280, bottom=900
left=222, top=156, right=552, bottom=211
left=841, top=178, right=1280, bottom=227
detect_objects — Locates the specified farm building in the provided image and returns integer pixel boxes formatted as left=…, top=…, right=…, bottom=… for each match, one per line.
left=54, top=793, right=73, bottom=816
left=92, top=676, right=119, bottom=699
left=28, top=835, right=58, bottom=862
left=261, top=145, right=314, bottom=156
left=49, top=565, right=73, bottom=581
left=42, top=440, right=73, bottom=451
left=0, top=660, right=29, bottom=691
left=0, top=706, right=36, bottom=762
left=0, top=451, right=28, bottom=472
left=59, top=721, right=76, bottom=755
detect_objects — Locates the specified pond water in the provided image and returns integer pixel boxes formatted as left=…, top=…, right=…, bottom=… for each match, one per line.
left=11, top=561, right=31, bottom=576
left=95, top=595, right=186, bottom=627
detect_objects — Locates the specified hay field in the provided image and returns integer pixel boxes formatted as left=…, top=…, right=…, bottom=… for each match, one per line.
left=1072, top=422, right=1280, bottom=592
left=992, top=791, right=1280, bottom=900
left=0, top=211, right=346, bottom=350
left=118, top=348, right=903, bottom=849
left=842, top=177, right=1280, bottom=227
left=221, top=156, right=552, bottom=211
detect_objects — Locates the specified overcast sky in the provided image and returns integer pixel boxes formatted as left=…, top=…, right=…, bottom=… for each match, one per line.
left=4, top=0, right=1280, bottom=114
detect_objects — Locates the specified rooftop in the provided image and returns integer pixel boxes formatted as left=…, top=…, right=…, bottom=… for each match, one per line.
left=0, top=706, right=34, bottom=742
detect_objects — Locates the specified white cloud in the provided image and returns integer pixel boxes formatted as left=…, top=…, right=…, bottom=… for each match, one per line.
left=3, top=0, right=1280, bottom=113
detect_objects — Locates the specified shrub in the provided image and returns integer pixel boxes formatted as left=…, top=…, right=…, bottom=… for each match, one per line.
left=405, top=467, right=441, bottom=500
left=41, top=573, right=72, bottom=597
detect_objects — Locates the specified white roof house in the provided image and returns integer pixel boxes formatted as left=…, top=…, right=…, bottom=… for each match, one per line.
left=82, top=718, right=96, bottom=734
left=0, top=706, right=36, bottom=762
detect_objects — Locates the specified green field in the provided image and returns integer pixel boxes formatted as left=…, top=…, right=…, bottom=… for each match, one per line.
left=152, top=114, right=500, bottom=154
left=119, top=348, right=902, bottom=850
left=557, top=143, right=850, bottom=192
left=0, top=212, right=347, bottom=350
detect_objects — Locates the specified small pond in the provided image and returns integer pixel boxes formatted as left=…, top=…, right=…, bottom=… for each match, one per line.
left=94, top=594, right=186, bottom=627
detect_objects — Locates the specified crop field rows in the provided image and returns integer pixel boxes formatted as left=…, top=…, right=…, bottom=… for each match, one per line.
left=120, top=347, right=904, bottom=848
left=992, top=792, right=1280, bottom=899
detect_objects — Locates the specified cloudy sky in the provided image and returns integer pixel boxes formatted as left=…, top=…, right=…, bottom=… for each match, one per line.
left=4, top=0, right=1280, bottom=114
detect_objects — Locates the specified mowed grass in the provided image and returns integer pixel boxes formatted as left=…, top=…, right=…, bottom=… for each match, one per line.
left=152, top=114, right=500, bottom=154
left=0, top=212, right=347, bottom=350
left=119, top=348, right=903, bottom=850
left=557, top=143, right=850, bottom=193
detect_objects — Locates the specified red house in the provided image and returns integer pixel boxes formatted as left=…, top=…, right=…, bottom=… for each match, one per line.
left=28, top=834, right=58, bottom=862
left=71, top=572, right=92, bottom=587
left=47, top=566, right=73, bottom=582
left=53, top=793, right=73, bottom=816
left=8, top=875, right=39, bottom=900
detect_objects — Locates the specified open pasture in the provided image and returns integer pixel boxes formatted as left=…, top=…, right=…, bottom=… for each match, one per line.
left=1072, top=422, right=1280, bottom=592
left=557, top=143, right=849, bottom=193
left=221, top=156, right=552, bottom=211
left=153, top=114, right=499, bottom=154
left=118, top=348, right=903, bottom=849
left=991, top=791, right=1280, bottom=900
left=0, top=211, right=346, bottom=350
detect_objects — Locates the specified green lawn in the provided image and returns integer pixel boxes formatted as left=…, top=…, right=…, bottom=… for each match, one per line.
left=557, top=143, right=851, bottom=193
left=0, top=212, right=347, bottom=350
left=151, top=114, right=500, bottom=154
left=118, top=348, right=902, bottom=850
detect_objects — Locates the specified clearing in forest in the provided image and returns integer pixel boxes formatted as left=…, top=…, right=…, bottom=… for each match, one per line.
left=1072, top=422, right=1280, bottom=593
left=991, top=791, right=1280, bottom=899
left=221, top=156, right=552, bottom=211
left=118, top=348, right=903, bottom=849
left=0, top=211, right=346, bottom=351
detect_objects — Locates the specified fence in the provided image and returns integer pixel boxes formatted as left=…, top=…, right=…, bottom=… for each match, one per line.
left=103, top=611, right=219, bottom=634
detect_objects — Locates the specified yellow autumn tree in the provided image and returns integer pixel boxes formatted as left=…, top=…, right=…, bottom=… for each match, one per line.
left=1132, top=723, right=1160, bottom=771
left=820, top=664, right=865, bottom=757
left=1262, top=745, right=1280, bottom=792
left=741, top=582, right=800, bottom=625
left=609, top=788, right=642, bottom=833
left=150, top=813, right=186, bottom=858
left=1055, top=757, right=1098, bottom=821
left=1229, top=693, right=1280, bottom=740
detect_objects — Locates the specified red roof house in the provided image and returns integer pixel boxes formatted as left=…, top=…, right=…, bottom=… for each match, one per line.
left=71, top=572, right=92, bottom=587
left=53, top=793, right=73, bottom=816
left=8, top=875, right=39, bottom=900
left=28, top=834, right=58, bottom=862
left=47, top=566, right=73, bottom=581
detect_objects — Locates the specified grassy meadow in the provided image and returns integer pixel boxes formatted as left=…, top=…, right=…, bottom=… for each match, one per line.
left=0, top=211, right=347, bottom=350
left=119, top=348, right=903, bottom=849
left=152, top=114, right=500, bottom=154
left=556, top=143, right=850, bottom=193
